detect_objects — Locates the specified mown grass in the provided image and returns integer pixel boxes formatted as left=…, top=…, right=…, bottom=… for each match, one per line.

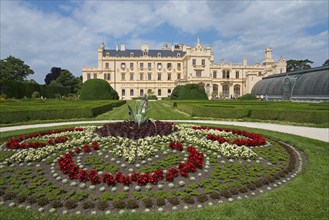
left=0, top=123, right=328, bottom=220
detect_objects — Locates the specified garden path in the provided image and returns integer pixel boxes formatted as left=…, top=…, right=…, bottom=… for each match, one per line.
left=0, top=120, right=328, bottom=143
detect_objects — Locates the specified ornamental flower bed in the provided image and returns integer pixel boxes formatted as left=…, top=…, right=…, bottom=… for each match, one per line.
left=0, top=122, right=303, bottom=215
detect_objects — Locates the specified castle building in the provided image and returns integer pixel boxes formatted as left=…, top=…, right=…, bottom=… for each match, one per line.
left=82, top=37, right=286, bottom=100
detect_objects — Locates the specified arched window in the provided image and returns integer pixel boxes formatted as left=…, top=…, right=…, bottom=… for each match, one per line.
left=158, top=89, right=161, bottom=96
left=168, top=89, right=172, bottom=96
left=130, top=89, right=134, bottom=96
left=140, top=89, right=144, bottom=97
left=223, top=84, right=229, bottom=98
left=234, top=85, right=241, bottom=98
left=122, top=89, right=126, bottom=97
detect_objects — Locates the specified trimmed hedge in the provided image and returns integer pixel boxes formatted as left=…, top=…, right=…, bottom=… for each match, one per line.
left=0, top=101, right=125, bottom=123
left=170, top=100, right=329, bottom=125
left=0, top=79, right=69, bottom=99
left=170, top=85, right=183, bottom=100
left=80, top=79, right=119, bottom=100
left=178, top=84, right=208, bottom=100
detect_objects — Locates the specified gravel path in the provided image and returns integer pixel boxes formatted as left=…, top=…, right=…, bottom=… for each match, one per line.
left=0, top=120, right=328, bottom=143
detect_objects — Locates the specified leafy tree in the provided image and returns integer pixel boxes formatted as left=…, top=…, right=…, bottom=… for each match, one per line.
left=323, top=59, right=329, bottom=66
left=0, top=56, right=34, bottom=81
left=44, top=67, right=61, bottom=85
left=49, top=69, right=82, bottom=93
left=286, top=59, right=313, bottom=72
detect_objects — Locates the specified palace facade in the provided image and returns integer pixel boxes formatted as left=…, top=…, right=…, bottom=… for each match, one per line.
left=82, top=37, right=286, bottom=100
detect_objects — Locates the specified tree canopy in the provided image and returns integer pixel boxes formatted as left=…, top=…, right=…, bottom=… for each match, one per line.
left=286, top=59, right=313, bottom=72
left=46, top=68, right=81, bottom=93
left=0, top=56, right=34, bottom=81
left=44, top=67, right=61, bottom=85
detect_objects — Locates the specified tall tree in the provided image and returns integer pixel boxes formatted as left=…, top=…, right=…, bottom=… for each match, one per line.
left=0, top=56, right=34, bottom=81
left=50, top=69, right=82, bottom=93
left=286, top=59, right=313, bottom=72
left=323, top=59, right=329, bottom=66
left=44, top=67, right=61, bottom=85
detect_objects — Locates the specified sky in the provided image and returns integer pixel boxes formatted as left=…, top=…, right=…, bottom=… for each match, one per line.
left=1, top=0, right=328, bottom=84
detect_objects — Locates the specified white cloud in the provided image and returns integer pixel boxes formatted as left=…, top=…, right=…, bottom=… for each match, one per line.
left=0, top=0, right=328, bottom=84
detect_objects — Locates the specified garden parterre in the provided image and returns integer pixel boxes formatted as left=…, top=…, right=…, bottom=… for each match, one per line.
left=0, top=122, right=303, bottom=215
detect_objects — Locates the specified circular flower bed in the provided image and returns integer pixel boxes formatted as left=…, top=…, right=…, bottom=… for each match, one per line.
left=0, top=122, right=304, bottom=215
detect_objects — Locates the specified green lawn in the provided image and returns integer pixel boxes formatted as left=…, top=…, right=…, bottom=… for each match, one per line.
left=0, top=123, right=328, bottom=220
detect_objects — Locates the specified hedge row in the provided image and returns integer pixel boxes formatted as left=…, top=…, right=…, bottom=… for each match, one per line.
left=0, top=101, right=126, bottom=123
left=173, top=102, right=328, bottom=124
left=0, top=79, right=70, bottom=99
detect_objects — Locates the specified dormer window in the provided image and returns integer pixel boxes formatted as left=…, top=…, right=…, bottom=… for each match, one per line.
left=143, top=50, right=148, bottom=56
left=157, top=53, right=161, bottom=57
left=106, top=52, right=110, bottom=57
left=121, top=63, right=126, bottom=69
left=177, top=53, right=180, bottom=57
left=157, top=63, right=162, bottom=70
left=130, top=52, right=134, bottom=57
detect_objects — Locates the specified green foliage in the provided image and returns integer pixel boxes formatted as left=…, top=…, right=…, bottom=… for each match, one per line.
left=127, top=100, right=151, bottom=127
left=178, top=84, right=208, bottom=100
left=44, top=67, right=61, bottom=85
left=0, top=56, right=34, bottom=81
left=0, top=100, right=125, bottom=123
left=238, top=93, right=257, bottom=100
left=170, top=85, right=183, bottom=100
left=0, top=79, right=69, bottom=99
left=31, top=91, right=40, bottom=99
left=80, top=79, right=119, bottom=100
left=50, top=69, right=82, bottom=93
left=286, top=59, right=313, bottom=72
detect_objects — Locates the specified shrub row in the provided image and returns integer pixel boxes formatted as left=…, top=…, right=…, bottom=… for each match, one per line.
left=0, top=79, right=70, bottom=99
left=174, top=102, right=328, bottom=124
left=0, top=101, right=126, bottom=123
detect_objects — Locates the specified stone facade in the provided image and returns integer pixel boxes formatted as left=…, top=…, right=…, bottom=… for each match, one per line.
left=82, top=37, right=286, bottom=100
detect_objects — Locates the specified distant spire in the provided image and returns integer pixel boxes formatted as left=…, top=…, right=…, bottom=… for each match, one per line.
left=197, top=36, right=201, bottom=46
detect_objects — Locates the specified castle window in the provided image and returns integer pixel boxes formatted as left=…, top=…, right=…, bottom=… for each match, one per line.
left=167, top=63, right=172, bottom=70
left=196, top=70, right=201, bottom=78
left=202, top=59, right=205, bottom=66
left=93, top=73, right=97, bottom=79
left=192, top=59, right=196, bottom=66
left=140, top=89, right=144, bottom=96
left=236, top=71, right=239, bottom=78
left=105, top=63, right=109, bottom=69
left=177, top=63, right=181, bottom=70
left=106, top=52, right=110, bottom=57
left=122, top=89, right=126, bottom=97
left=130, top=89, right=134, bottom=96
left=213, top=71, right=217, bottom=78
left=258, top=72, right=262, bottom=76
left=140, top=63, right=144, bottom=69
left=130, top=52, right=134, bottom=57
left=143, top=50, right=148, bottom=56
left=104, top=74, right=106, bottom=80
left=140, top=73, right=144, bottom=80
left=167, top=73, right=171, bottom=80
left=148, top=63, right=152, bottom=69
left=130, top=63, right=134, bottom=69
left=157, top=63, right=162, bottom=70
left=157, top=53, right=161, bottom=57
left=87, top=73, right=91, bottom=80
left=121, top=63, right=125, bottom=70
left=107, top=73, right=111, bottom=80
left=222, top=70, right=230, bottom=78
left=158, top=89, right=161, bottom=96
left=168, top=89, right=172, bottom=95
left=148, top=73, right=152, bottom=80
left=158, top=73, right=161, bottom=80
left=130, top=73, right=134, bottom=81
left=177, top=53, right=180, bottom=57
left=121, top=73, right=125, bottom=81
left=177, top=73, right=181, bottom=80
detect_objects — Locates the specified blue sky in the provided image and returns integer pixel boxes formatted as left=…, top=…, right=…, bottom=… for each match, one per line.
left=1, top=0, right=328, bottom=83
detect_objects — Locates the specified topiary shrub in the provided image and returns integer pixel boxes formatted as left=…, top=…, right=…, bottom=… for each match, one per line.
left=197, top=193, right=208, bottom=203
left=238, top=93, right=257, bottom=100
left=82, top=200, right=94, bottom=209
left=80, top=79, right=119, bottom=100
left=209, top=191, right=220, bottom=200
left=178, top=84, right=208, bottom=100
left=183, top=195, right=195, bottom=204
left=170, top=85, right=183, bottom=100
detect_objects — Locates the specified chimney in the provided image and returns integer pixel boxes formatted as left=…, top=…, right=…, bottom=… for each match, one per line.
left=115, top=43, right=119, bottom=51
left=171, top=44, right=174, bottom=52
left=121, top=43, right=125, bottom=51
